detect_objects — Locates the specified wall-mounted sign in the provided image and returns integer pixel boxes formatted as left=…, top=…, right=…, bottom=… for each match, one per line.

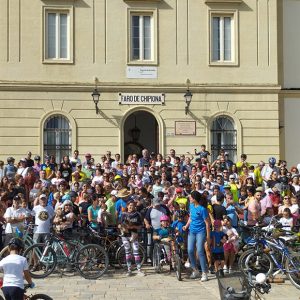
left=175, top=121, right=196, bottom=135
left=126, top=66, right=157, bottom=79
left=118, top=93, right=165, bottom=105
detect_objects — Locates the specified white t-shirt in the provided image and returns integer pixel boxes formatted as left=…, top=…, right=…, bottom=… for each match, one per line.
left=32, top=205, right=55, bottom=233
left=279, top=217, right=293, bottom=231
left=4, top=207, right=28, bottom=234
left=0, top=254, right=28, bottom=288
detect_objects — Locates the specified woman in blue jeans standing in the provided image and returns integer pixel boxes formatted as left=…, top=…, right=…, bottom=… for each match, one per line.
left=183, top=191, right=211, bottom=281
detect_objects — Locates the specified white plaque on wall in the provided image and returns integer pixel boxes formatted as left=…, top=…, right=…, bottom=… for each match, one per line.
left=118, top=93, right=165, bottom=105
left=126, top=66, right=158, bottom=79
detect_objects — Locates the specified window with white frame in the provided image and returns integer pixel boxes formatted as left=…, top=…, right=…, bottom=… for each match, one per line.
left=45, top=10, right=71, bottom=61
left=130, top=14, right=154, bottom=62
left=211, top=14, right=235, bottom=63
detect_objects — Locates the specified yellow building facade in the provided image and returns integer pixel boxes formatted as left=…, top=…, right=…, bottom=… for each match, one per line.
left=0, top=0, right=281, bottom=164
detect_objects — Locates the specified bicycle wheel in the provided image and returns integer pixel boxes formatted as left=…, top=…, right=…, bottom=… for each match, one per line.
left=116, top=243, right=146, bottom=270
left=152, top=243, right=162, bottom=273
left=285, top=253, right=300, bottom=289
left=107, top=239, right=122, bottom=268
left=23, top=243, right=57, bottom=279
left=0, top=246, right=9, bottom=260
left=238, top=249, right=273, bottom=277
left=174, top=253, right=182, bottom=281
left=30, top=294, right=53, bottom=300
left=75, top=244, right=109, bottom=279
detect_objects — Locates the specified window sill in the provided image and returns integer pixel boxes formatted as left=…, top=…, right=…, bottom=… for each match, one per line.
left=209, top=61, right=239, bottom=67
left=127, top=61, right=158, bottom=66
left=124, top=0, right=161, bottom=3
left=205, top=0, right=243, bottom=4
left=43, top=59, right=74, bottom=65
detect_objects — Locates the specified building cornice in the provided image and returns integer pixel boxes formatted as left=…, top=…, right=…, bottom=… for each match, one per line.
left=205, top=0, right=243, bottom=4
left=0, top=81, right=281, bottom=94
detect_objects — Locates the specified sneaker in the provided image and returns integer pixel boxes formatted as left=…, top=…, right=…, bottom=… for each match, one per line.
left=219, top=269, right=225, bottom=277
left=184, top=261, right=191, bottom=268
left=137, top=269, right=145, bottom=277
left=201, top=273, right=208, bottom=282
left=223, top=266, right=228, bottom=274
left=189, top=270, right=200, bottom=279
left=126, top=270, right=133, bottom=277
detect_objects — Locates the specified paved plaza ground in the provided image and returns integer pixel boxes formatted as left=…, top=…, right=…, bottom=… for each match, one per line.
left=14, top=267, right=300, bottom=300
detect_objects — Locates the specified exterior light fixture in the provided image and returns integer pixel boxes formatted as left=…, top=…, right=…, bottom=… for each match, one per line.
left=184, top=79, right=193, bottom=115
left=91, top=77, right=100, bottom=114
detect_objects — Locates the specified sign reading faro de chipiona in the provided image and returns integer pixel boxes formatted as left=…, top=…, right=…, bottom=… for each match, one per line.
left=118, top=93, right=165, bottom=105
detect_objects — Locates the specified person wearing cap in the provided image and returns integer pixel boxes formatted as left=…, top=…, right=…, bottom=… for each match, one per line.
left=54, top=200, right=75, bottom=237
left=174, top=187, right=188, bottom=210
left=115, top=188, right=132, bottom=222
left=4, top=157, right=17, bottom=181
left=31, top=194, right=55, bottom=243
left=4, top=195, right=28, bottom=245
left=32, top=155, right=41, bottom=177
left=82, top=153, right=92, bottom=169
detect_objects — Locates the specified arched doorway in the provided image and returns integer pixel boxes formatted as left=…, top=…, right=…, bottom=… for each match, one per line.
left=124, top=111, right=158, bottom=160
left=210, top=115, right=237, bottom=162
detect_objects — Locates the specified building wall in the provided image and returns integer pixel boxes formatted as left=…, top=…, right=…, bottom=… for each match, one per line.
left=0, top=0, right=281, bottom=163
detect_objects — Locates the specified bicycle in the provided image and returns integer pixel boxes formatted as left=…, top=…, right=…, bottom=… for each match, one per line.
left=0, top=223, right=36, bottom=260
left=152, top=234, right=184, bottom=281
left=217, top=269, right=271, bottom=300
left=23, top=232, right=109, bottom=279
left=0, top=283, right=53, bottom=300
left=239, top=220, right=300, bottom=289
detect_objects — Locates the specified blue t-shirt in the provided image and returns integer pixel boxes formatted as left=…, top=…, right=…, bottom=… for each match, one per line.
left=171, top=220, right=186, bottom=243
left=154, top=227, right=171, bottom=239
left=115, top=198, right=127, bottom=221
left=189, top=203, right=208, bottom=234
left=210, top=231, right=225, bottom=254
left=223, top=201, right=238, bottom=227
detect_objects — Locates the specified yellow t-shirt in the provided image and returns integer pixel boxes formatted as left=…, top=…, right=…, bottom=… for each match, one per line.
left=175, top=197, right=188, bottom=210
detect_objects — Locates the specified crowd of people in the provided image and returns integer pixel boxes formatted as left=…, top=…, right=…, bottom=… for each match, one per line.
left=0, top=146, right=299, bottom=281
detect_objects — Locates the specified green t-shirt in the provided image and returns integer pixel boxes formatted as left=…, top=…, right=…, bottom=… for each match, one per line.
left=105, top=198, right=117, bottom=225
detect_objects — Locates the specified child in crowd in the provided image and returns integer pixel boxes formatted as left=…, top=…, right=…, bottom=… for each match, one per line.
left=290, top=196, right=299, bottom=224
left=223, top=229, right=238, bottom=273
left=194, top=145, right=210, bottom=161
left=279, top=208, right=293, bottom=231
left=210, top=220, right=226, bottom=277
left=153, top=215, right=174, bottom=263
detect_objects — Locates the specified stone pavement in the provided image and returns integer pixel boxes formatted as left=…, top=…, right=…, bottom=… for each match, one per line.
left=18, top=267, right=300, bottom=300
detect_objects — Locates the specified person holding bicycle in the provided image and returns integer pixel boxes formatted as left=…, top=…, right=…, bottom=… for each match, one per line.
left=119, top=201, right=145, bottom=277
left=0, top=238, right=34, bottom=300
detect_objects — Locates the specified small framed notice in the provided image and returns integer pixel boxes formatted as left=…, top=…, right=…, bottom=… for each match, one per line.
left=175, top=121, right=196, bottom=135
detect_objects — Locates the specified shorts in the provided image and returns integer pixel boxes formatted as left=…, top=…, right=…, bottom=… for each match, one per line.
left=2, top=286, right=24, bottom=300
left=33, top=233, right=50, bottom=243
left=212, top=252, right=224, bottom=261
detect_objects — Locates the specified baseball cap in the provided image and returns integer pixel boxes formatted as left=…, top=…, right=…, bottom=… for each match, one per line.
left=176, top=187, right=183, bottom=193
left=76, top=163, right=82, bottom=167
left=111, top=190, right=118, bottom=197
left=69, top=191, right=78, bottom=198
left=39, top=194, right=47, bottom=199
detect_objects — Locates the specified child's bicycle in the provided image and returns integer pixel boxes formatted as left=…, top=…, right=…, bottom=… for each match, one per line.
left=217, top=269, right=271, bottom=300
left=0, top=283, right=53, bottom=300
left=152, top=235, right=184, bottom=281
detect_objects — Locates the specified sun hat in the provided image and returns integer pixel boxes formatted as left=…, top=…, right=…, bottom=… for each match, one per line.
left=117, top=188, right=131, bottom=198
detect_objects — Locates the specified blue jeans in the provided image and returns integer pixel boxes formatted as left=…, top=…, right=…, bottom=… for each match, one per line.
left=187, top=231, right=207, bottom=273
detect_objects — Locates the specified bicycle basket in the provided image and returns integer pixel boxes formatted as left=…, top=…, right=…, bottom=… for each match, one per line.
left=217, top=270, right=251, bottom=300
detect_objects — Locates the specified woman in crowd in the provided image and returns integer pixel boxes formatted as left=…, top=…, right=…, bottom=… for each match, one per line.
left=183, top=191, right=210, bottom=281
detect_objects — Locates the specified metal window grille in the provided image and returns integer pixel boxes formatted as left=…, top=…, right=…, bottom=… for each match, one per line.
left=211, top=116, right=237, bottom=162
left=44, top=115, right=71, bottom=163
